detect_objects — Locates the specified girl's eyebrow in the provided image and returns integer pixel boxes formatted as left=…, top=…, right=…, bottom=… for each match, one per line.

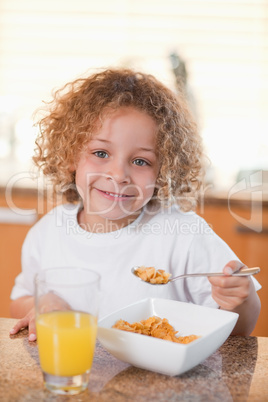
left=137, top=147, right=156, bottom=153
left=90, top=138, right=156, bottom=153
left=90, top=138, right=110, bottom=144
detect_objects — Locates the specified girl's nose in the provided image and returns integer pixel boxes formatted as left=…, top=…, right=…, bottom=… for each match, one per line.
left=107, top=161, right=131, bottom=184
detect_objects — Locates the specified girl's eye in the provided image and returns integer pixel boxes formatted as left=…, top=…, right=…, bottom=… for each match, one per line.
left=133, top=159, right=148, bottom=167
left=94, top=151, right=108, bottom=159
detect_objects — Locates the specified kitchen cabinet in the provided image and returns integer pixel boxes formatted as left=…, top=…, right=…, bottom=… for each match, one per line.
left=0, top=187, right=48, bottom=318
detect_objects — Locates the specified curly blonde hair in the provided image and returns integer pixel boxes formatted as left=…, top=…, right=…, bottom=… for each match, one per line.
left=33, top=68, right=204, bottom=210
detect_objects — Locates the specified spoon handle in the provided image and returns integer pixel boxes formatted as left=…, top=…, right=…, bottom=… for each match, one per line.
left=169, top=267, right=260, bottom=282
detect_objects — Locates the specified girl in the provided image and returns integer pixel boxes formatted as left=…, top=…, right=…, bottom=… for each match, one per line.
left=10, top=68, right=261, bottom=341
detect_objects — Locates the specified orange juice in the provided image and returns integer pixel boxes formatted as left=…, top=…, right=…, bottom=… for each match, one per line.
left=36, top=311, right=97, bottom=377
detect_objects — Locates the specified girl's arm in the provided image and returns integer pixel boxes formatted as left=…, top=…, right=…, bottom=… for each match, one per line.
left=208, top=260, right=261, bottom=336
left=10, top=296, right=36, bottom=341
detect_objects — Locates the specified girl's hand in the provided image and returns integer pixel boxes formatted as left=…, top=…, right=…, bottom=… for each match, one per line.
left=10, top=292, right=71, bottom=342
left=208, top=260, right=250, bottom=311
left=10, top=306, right=37, bottom=342
left=208, top=260, right=261, bottom=336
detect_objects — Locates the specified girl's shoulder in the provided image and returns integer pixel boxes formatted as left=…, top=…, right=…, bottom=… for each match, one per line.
left=26, top=203, right=80, bottom=235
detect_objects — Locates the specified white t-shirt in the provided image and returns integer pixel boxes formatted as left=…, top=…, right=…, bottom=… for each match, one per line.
left=10, top=202, right=261, bottom=318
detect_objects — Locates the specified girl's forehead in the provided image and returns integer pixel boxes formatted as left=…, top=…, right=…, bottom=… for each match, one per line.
left=92, top=107, right=158, bottom=136
left=98, top=106, right=157, bottom=124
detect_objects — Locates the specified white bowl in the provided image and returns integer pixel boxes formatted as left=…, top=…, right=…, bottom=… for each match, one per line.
left=97, top=298, right=238, bottom=376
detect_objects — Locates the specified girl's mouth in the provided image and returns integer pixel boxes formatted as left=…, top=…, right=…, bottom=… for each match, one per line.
left=96, top=189, right=134, bottom=200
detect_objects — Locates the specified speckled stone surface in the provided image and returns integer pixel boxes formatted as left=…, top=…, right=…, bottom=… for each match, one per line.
left=0, top=318, right=268, bottom=401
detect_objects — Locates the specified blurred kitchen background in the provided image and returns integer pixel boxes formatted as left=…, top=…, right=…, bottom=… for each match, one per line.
left=0, top=0, right=267, bottom=190
left=0, top=0, right=268, bottom=335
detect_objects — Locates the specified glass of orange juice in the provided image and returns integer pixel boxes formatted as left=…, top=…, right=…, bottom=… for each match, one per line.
left=35, top=267, right=100, bottom=395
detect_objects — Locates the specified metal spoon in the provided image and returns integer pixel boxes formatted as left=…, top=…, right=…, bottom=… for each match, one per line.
left=131, top=266, right=260, bottom=285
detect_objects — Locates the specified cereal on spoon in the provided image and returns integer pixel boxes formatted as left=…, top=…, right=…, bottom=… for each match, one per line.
left=135, top=266, right=171, bottom=284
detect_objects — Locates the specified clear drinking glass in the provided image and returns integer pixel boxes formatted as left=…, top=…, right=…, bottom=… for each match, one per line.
left=35, top=267, right=100, bottom=395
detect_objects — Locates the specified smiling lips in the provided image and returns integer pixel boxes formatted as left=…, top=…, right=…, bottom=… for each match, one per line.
left=96, top=189, right=135, bottom=200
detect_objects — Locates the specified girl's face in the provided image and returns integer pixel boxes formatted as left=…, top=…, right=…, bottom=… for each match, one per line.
left=75, top=107, right=159, bottom=232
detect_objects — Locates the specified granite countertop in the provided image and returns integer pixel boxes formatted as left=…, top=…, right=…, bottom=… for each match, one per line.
left=0, top=318, right=268, bottom=401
